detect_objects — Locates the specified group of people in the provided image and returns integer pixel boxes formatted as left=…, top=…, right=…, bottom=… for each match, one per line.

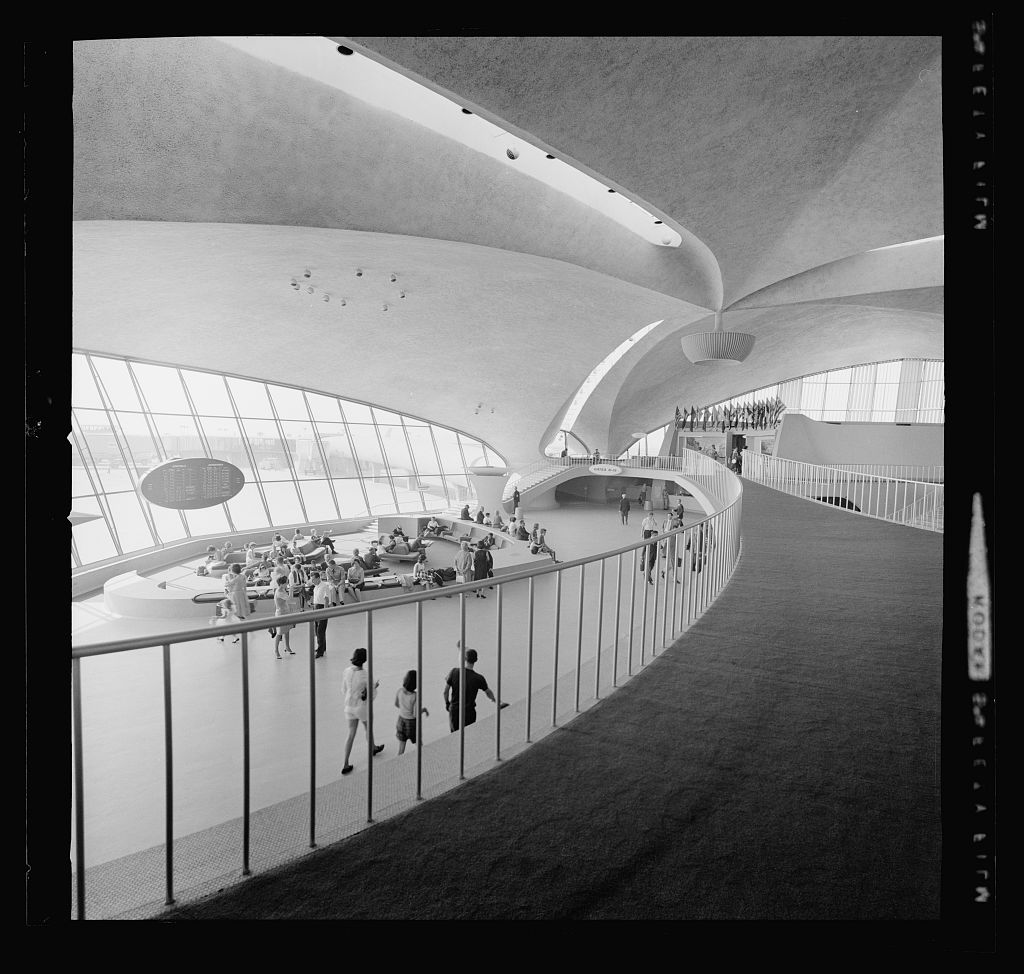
left=458, top=505, right=506, bottom=530
left=340, top=642, right=508, bottom=775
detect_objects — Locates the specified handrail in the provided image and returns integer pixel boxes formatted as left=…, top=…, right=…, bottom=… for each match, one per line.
left=70, top=450, right=743, bottom=918
left=741, top=450, right=943, bottom=533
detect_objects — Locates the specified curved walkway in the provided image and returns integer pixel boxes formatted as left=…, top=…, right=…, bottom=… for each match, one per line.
left=164, top=480, right=942, bottom=920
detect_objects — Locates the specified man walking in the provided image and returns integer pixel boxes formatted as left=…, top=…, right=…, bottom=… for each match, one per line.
left=444, top=644, right=507, bottom=732
left=619, top=491, right=631, bottom=525
left=311, top=571, right=332, bottom=658
left=641, top=510, right=659, bottom=584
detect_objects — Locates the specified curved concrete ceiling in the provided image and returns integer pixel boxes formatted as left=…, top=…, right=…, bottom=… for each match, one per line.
left=346, top=35, right=942, bottom=307
left=72, top=36, right=944, bottom=471
left=600, top=302, right=943, bottom=456
left=72, top=221, right=707, bottom=470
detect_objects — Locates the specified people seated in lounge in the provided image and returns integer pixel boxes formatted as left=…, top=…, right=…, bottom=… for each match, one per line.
left=386, top=536, right=411, bottom=555
left=253, top=561, right=272, bottom=586
left=245, top=542, right=261, bottom=568
left=474, top=507, right=485, bottom=524
left=483, top=512, right=493, bottom=527
left=309, top=527, right=337, bottom=554
left=292, top=528, right=306, bottom=543
left=391, top=526, right=409, bottom=540
left=422, top=516, right=453, bottom=539
left=516, top=520, right=530, bottom=541
left=324, top=559, right=346, bottom=605
left=532, top=528, right=559, bottom=563
left=346, top=560, right=365, bottom=602
left=530, top=523, right=541, bottom=546
left=413, top=553, right=435, bottom=592
left=481, top=532, right=497, bottom=549
left=460, top=504, right=472, bottom=520
left=359, top=545, right=386, bottom=577
left=218, top=540, right=235, bottom=561
left=491, top=510, right=504, bottom=531
left=204, top=545, right=219, bottom=565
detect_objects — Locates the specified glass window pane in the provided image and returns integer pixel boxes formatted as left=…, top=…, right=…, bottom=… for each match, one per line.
left=113, top=412, right=161, bottom=474
left=92, top=357, right=143, bottom=411
left=823, top=381, right=849, bottom=414
left=268, top=384, right=311, bottom=421
left=71, top=497, right=118, bottom=563
left=405, top=426, right=441, bottom=475
left=70, top=435, right=96, bottom=496
left=800, top=383, right=825, bottom=414
left=315, top=422, right=359, bottom=478
left=364, top=476, right=397, bottom=515
left=432, top=427, right=464, bottom=470
left=393, top=484, right=425, bottom=514
left=75, top=410, right=134, bottom=492
left=227, top=377, right=273, bottom=418
left=106, top=491, right=155, bottom=553
left=147, top=503, right=188, bottom=544
left=371, top=407, right=404, bottom=425
left=414, top=476, right=448, bottom=509
left=346, top=425, right=388, bottom=478
left=297, top=480, right=337, bottom=522
left=459, top=435, right=487, bottom=468
left=445, top=473, right=473, bottom=506
left=873, top=383, right=898, bottom=412
left=72, top=355, right=104, bottom=408
left=241, top=419, right=291, bottom=481
left=306, top=393, right=343, bottom=423
left=181, top=370, right=233, bottom=416
left=876, top=361, right=901, bottom=384
left=279, top=419, right=325, bottom=479
left=340, top=400, right=373, bottom=424
left=401, top=413, right=427, bottom=426
left=130, top=362, right=190, bottom=413
left=377, top=425, right=414, bottom=478
left=150, top=414, right=206, bottom=459
left=226, top=484, right=270, bottom=532
left=261, top=481, right=304, bottom=526
left=183, top=504, right=231, bottom=538
left=331, top=479, right=369, bottom=517
left=196, top=415, right=252, bottom=476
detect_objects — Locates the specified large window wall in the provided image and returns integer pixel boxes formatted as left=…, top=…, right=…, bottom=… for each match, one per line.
left=617, top=358, right=944, bottom=459
left=70, top=351, right=502, bottom=569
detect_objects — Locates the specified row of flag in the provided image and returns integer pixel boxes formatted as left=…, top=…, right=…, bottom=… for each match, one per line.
left=673, top=397, right=786, bottom=432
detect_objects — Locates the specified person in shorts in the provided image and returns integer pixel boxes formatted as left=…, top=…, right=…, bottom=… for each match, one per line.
left=394, top=670, right=429, bottom=754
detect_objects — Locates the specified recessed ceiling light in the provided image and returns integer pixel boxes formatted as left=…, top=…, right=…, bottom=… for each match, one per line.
left=461, top=108, right=473, bottom=115
left=390, top=273, right=397, bottom=282
left=607, top=189, right=616, bottom=194
left=337, top=46, right=354, bottom=56
left=506, top=148, right=519, bottom=160
left=304, top=269, right=312, bottom=278
left=355, top=269, right=363, bottom=277
left=545, top=154, right=556, bottom=160
left=654, top=221, right=663, bottom=225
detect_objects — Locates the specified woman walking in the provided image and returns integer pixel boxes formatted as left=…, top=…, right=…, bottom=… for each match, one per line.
left=394, top=670, right=429, bottom=755
left=341, top=647, right=385, bottom=774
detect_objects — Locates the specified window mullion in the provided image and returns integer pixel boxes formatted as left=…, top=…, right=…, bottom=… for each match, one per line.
left=222, top=377, right=275, bottom=530
left=302, top=390, right=341, bottom=521
left=70, top=414, right=123, bottom=556
left=337, top=401, right=372, bottom=517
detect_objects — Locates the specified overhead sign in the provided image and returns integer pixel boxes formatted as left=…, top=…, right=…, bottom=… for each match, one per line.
left=140, top=458, right=245, bottom=510
left=588, top=464, right=623, bottom=476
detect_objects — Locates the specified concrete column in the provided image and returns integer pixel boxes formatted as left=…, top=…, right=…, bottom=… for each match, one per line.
left=467, top=465, right=510, bottom=520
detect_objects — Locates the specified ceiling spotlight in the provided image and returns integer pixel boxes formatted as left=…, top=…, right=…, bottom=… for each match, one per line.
left=389, top=273, right=397, bottom=282
left=337, top=45, right=354, bottom=56
left=461, top=108, right=473, bottom=115
left=506, top=147, right=519, bottom=160
left=607, top=189, right=616, bottom=193
left=304, top=269, right=312, bottom=278
left=382, top=303, right=389, bottom=312
left=290, top=277, right=298, bottom=285
left=399, top=291, right=406, bottom=299
left=545, top=154, right=556, bottom=160
left=356, top=268, right=363, bottom=277
left=680, top=313, right=756, bottom=364
left=339, top=298, right=346, bottom=306
left=307, top=286, right=315, bottom=294
left=654, top=220, right=663, bottom=225
left=323, top=293, right=330, bottom=302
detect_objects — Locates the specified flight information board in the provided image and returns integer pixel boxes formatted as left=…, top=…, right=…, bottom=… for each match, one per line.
left=140, top=458, right=245, bottom=510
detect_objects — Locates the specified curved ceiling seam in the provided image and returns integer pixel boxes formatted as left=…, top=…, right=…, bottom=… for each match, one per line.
left=333, top=35, right=725, bottom=310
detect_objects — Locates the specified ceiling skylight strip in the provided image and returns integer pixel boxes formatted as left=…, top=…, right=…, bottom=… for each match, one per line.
left=214, top=36, right=682, bottom=248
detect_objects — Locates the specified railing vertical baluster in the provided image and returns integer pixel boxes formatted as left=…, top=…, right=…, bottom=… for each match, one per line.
left=613, top=554, right=622, bottom=688
left=640, top=541, right=650, bottom=666
left=72, top=656, right=86, bottom=920
left=495, top=583, right=503, bottom=760
left=670, top=531, right=679, bottom=640
left=551, top=570, right=562, bottom=726
left=162, top=643, right=175, bottom=906
left=366, top=612, right=375, bottom=822
left=650, top=538, right=660, bottom=657
left=241, top=632, right=251, bottom=875
left=594, top=558, right=605, bottom=699
left=459, top=594, right=466, bottom=780
left=526, top=577, right=534, bottom=742
left=884, top=478, right=890, bottom=521
left=627, top=548, right=637, bottom=675
left=416, top=600, right=423, bottom=799
left=574, top=564, right=585, bottom=712
left=308, top=620, right=317, bottom=847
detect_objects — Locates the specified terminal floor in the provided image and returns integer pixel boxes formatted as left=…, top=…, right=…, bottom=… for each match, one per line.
left=71, top=501, right=700, bottom=872
left=163, top=481, right=943, bottom=921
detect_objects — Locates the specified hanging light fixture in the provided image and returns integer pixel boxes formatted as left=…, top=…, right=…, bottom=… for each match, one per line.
left=680, top=313, right=755, bottom=363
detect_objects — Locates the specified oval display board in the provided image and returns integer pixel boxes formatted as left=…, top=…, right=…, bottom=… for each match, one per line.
left=140, top=458, right=246, bottom=510
left=589, top=463, right=623, bottom=476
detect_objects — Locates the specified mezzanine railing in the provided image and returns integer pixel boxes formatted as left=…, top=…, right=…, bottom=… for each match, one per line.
left=740, top=451, right=943, bottom=533
left=71, top=450, right=743, bottom=919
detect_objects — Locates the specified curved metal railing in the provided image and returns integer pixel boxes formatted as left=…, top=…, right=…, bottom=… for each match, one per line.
left=70, top=450, right=743, bottom=919
left=740, top=450, right=943, bottom=533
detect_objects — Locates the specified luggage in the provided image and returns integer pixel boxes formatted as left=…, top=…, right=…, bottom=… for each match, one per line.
left=439, top=567, right=457, bottom=581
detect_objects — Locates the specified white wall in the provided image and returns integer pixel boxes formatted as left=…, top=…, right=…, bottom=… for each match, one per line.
left=774, top=414, right=943, bottom=466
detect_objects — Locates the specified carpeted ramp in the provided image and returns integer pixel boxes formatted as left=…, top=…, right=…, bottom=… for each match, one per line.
left=163, top=481, right=942, bottom=920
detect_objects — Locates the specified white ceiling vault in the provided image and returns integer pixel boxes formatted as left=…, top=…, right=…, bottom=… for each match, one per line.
left=73, top=35, right=943, bottom=469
